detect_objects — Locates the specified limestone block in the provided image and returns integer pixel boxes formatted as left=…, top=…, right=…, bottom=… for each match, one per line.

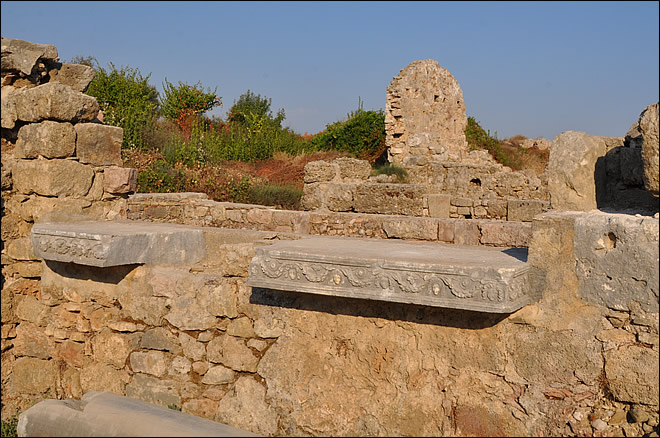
left=604, top=344, right=659, bottom=405
left=324, top=183, right=355, bottom=212
left=202, top=365, right=235, bottom=385
left=75, top=123, right=123, bottom=166
left=382, top=217, right=438, bottom=240
left=427, top=194, right=451, bottom=218
left=574, top=211, right=659, bottom=313
left=79, top=363, right=130, bottom=395
left=207, top=335, right=259, bottom=372
left=547, top=131, right=608, bottom=211
left=15, top=120, right=76, bottom=159
left=303, top=160, right=336, bottom=183
left=480, top=222, right=531, bottom=247
left=14, top=82, right=100, bottom=123
left=639, top=103, right=659, bottom=196
left=352, top=183, right=425, bottom=215
left=334, top=157, right=371, bottom=181
left=6, top=236, right=37, bottom=261
left=103, top=166, right=137, bottom=194
left=453, top=220, right=480, bottom=246
left=248, top=236, right=532, bottom=313
left=1, top=85, right=19, bottom=129
left=214, top=376, right=278, bottom=436
left=507, top=200, right=550, bottom=222
left=31, top=220, right=206, bottom=267
left=12, top=159, right=94, bottom=197
left=0, top=37, right=58, bottom=76
left=17, top=391, right=260, bottom=437
left=11, top=357, right=57, bottom=395
left=50, top=63, right=96, bottom=92
left=130, top=351, right=169, bottom=377
left=92, top=329, right=139, bottom=369
left=140, top=327, right=182, bottom=354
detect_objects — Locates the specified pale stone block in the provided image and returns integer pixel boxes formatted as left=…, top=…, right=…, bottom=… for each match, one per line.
left=507, top=199, right=549, bottom=222
left=13, top=159, right=94, bottom=197
left=15, top=121, right=76, bottom=159
left=427, top=194, right=451, bottom=218
left=14, top=82, right=99, bottom=123
left=103, top=166, right=137, bottom=194
left=50, top=63, right=96, bottom=92
left=75, top=123, right=123, bottom=166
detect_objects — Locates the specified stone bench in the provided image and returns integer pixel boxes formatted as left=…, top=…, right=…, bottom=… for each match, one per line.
left=17, top=391, right=261, bottom=437
left=31, top=220, right=206, bottom=267
left=247, top=236, right=533, bottom=313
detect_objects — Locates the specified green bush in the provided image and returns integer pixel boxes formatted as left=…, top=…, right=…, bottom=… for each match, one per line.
left=371, top=162, right=408, bottom=183
left=1, top=416, right=18, bottom=437
left=309, top=100, right=385, bottom=162
left=85, top=62, right=159, bottom=150
left=465, top=116, right=522, bottom=169
left=228, top=89, right=285, bottom=129
left=247, top=183, right=303, bottom=210
left=136, top=159, right=189, bottom=193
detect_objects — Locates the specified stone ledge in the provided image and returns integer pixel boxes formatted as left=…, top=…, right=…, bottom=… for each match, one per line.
left=18, top=391, right=261, bottom=437
left=31, top=220, right=206, bottom=267
left=247, top=236, right=532, bottom=313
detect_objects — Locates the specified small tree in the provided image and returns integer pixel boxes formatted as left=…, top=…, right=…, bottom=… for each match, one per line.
left=85, top=62, right=159, bottom=150
left=160, top=79, right=221, bottom=137
left=228, top=90, right=285, bottom=130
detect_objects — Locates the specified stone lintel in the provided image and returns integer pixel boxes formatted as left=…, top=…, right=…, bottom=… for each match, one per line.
left=31, top=220, right=205, bottom=267
left=248, top=237, right=531, bottom=313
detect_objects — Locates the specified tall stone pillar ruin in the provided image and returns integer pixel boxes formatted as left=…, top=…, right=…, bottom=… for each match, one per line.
left=385, top=59, right=468, bottom=165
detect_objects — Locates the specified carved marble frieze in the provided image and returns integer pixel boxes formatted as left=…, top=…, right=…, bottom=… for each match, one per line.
left=247, top=237, right=532, bottom=313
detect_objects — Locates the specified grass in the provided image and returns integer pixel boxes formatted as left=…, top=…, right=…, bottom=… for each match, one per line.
left=1, top=416, right=18, bottom=437
left=371, top=162, right=409, bottom=183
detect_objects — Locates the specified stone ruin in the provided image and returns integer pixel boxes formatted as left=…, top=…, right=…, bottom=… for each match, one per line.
left=1, top=39, right=659, bottom=437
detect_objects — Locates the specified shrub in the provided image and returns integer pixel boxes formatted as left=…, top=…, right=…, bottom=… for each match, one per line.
left=1, top=416, right=18, bottom=437
left=85, top=62, right=159, bottom=150
left=247, top=183, right=303, bottom=210
left=371, top=162, right=408, bottom=183
left=465, top=116, right=522, bottom=169
left=228, top=89, right=285, bottom=130
left=136, top=159, right=189, bottom=193
left=160, top=79, right=221, bottom=137
left=309, top=100, right=386, bottom=162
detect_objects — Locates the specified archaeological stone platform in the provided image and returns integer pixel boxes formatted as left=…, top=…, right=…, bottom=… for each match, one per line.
left=247, top=236, right=532, bottom=313
left=17, top=391, right=261, bottom=437
left=31, top=220, right=206, bottom=267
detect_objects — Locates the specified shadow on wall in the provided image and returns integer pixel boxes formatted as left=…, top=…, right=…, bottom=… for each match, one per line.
left=44, top=261, right=139, bottom=284
left=595, top=146, right=659, bottom=212
left=250, top=287, right=509, bottom=329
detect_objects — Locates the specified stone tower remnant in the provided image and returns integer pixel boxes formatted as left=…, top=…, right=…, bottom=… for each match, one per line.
left=385, top=59, right=468, bottom=165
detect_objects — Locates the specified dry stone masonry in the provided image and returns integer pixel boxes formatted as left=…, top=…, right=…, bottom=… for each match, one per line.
left=2, top=38, right=659, bottom=438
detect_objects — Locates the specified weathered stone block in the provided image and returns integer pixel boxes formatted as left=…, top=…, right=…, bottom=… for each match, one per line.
left=507, top=200, right=549, bottom=222
left=11, top=357, right=57, bottom=395
left=335, top=157, right=371, bottom=181
left=14, top=82, right=99, bottom=123
left=50, top=63, right=96, bottom=92
left=75, top=123, right=123, bottom=166
left=454, top=220, right=480, bottom=246
left=103, top=166, right=137, bottom=194
left=427, top=194, right=451, bottom=218
left=605, top=344, right=659, bottom=405
left=1, top=85, right=19, bottom=129
left=248, top=236, right=532, bottom=313
left=382, top=217, right=438, bottom=240
left=639, top=103, right=659, bottom=196
left=31, top=220, right=206, bottom=267
left=324, top=183, right=355, bottom=212
left=13, top=159, right=94, bottom=197
left=15, top=120, right=76, bottom=159
left=1, top=37, right=58, bottom=76
left=303, top=160, right=335, bottom=183
left=130, top=351, right=169, bottom=377
left=479, top=222, right=531, bottom=247
left=353, top=183, right=425, bottom=215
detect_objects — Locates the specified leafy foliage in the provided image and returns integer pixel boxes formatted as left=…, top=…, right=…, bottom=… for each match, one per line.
left=160, top=79, right=221, bottom=136
left=371, top=162, right=409, bottom=183
left=247, top=183, right=303, bottom=210
left=309, top=100, right=386, bottom=162
left=228, top=89, right=285, bottom=129
left=1, top=416, right=18, bottom=437
left=465, top=116, right=522, bottom=169
left=85, top=62, right=159, bottom=150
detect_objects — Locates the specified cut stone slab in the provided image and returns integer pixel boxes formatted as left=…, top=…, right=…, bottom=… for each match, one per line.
left=248, top=236, right=532, bottom=313
left=31, top=220, right=205, bottom=267
left=18, top=390, right=261, bottom=437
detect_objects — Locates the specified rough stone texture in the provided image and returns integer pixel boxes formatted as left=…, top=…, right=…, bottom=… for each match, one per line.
left=1, top=85, right=19, bottom=129
left=427, top=193, right=451, bottom=218
left=12, top=159, right=94, bottom=197
left=74, top=123, right=123, bottom=166
left=15, top=120, right=76, bottom=159
left=604, top=344, right=659, bottom=406
left=1, top=37, right=58, bottom=76
left=352, top=183, right=426, bottom=215
left=17, top=391, right=260, bottom=437
left=637, top=103, right=659, bottom=196
left=103, top=166, right=138, bottom=194
left=31, top=220, right=206, bottom=267
left=573, top=211, right=659, bottom=313
left=49, top=63, right=96, bottom=93
left=547, top=131, right=607, bottom=211
left=507, top=199, right=550, bottom=222
left=386, top=59, right=468, bottom=164
left=248, top=236, right=531, bottom=313
left=14, top=82, right=100, bottom=123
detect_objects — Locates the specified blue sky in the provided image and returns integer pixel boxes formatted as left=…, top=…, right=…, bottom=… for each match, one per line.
left=2, top=1, right=658, bottom=140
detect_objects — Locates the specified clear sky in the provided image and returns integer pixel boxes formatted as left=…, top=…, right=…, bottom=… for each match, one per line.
left=2, top=1, right=658, bottom=140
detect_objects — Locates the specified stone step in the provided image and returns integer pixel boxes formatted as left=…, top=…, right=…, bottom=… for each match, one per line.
left=248, top=236, right=532, bottom=313
left=31, top=220, right=206, bottom=267
left=18, top=391, right=261, bottom=437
